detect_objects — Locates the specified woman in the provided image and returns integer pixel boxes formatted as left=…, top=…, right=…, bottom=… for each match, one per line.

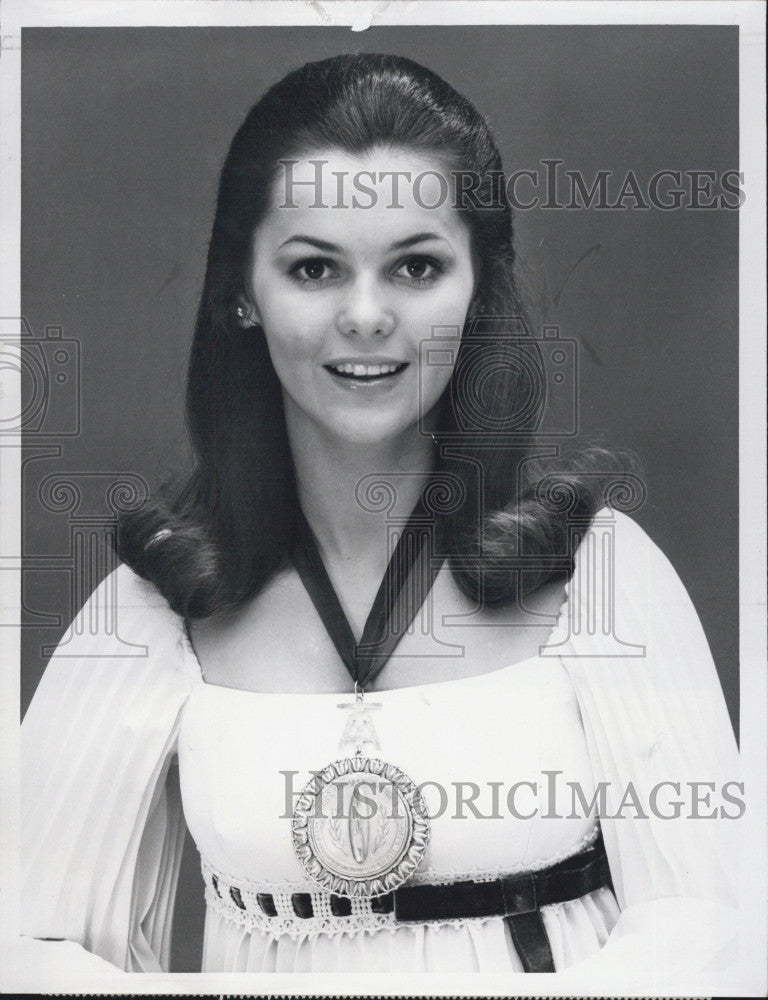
left=20, top=54, right=739, bottom=979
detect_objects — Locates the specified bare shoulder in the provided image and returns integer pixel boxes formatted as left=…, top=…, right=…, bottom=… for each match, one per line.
left=187, top=564, right=350, bottom=691
left=189, top=564, right=301, bottom=652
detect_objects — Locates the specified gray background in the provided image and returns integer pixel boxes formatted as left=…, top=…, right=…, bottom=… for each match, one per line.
left=20, top=25, right=739, bottom=971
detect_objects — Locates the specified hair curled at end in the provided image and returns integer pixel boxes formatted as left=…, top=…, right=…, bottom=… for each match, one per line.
left=117, top=444, right=643, bottom=620
left=117, top=493, right=222, bottom=620
left=448, top=445, right=644, bottom=606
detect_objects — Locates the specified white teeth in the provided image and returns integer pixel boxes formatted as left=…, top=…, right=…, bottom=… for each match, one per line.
left=330, top=362, right=402, bottom=377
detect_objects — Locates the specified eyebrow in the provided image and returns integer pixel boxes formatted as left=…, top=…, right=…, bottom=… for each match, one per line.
left=390, top=231, right=447, bottom=251
left=279, top=235, right=341, bottom=253
left=278, top=231, right=449, bottom=253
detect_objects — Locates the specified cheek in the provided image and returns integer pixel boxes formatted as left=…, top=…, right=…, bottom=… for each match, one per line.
left=422, top=359, right=456, bottom=402
left=263, top=333, right=321, bottom=395
left=258, top=299, right=327, bottom=367
left=409, top=288, right=470, bottom=401
left=410, top=273, right=475, bottom=327
left=251, top=269, right=326, bottom=351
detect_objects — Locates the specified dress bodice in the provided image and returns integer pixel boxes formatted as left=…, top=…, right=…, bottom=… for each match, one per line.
left=177, top=654, right=599, bottom=888
left=175, top=648, right=616, bottom=972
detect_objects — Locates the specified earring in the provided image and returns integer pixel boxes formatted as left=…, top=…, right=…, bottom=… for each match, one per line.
left=236, top=304, right=259, bottom=329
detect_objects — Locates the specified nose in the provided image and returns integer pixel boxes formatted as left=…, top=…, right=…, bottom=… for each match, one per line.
left=336, top=276, right=396, bottom=339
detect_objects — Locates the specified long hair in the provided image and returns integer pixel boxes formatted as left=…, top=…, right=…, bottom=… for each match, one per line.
left=118, top=53, right=634, bottom=620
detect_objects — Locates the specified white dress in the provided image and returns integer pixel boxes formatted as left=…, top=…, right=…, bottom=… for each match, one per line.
left=20, top=509, right=740, bottom=979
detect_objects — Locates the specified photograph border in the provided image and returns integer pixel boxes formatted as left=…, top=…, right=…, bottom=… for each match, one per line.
left=1, top=1, right=765, bottom=996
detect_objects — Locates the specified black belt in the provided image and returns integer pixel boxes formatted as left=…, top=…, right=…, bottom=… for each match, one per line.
left=207, top=835, right=613, bottom=972
left=390, top=834, right=614, bottom=972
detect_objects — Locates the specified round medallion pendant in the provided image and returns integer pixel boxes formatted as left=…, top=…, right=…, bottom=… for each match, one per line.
left=292, top=756, right=430, bottom=898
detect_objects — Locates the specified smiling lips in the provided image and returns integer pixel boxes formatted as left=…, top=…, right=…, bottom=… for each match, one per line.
left=325, top=361, right=408, bottom=381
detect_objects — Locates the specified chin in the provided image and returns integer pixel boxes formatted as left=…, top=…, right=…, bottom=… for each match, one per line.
left=328, top=415, right=421, bottom=447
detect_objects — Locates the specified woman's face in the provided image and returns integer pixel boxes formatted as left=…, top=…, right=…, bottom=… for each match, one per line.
left=245, top=147, right=476, bottom=448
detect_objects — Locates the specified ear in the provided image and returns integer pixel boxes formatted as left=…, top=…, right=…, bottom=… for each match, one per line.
left=235, top=295, right=262, bottom=330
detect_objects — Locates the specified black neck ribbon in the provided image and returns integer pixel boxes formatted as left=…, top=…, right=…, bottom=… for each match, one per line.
left=291, top=494, right=444, bottom=690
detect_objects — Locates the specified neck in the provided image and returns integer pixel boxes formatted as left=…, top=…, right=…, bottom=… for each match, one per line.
left=286, top=414, right=435, bottom=570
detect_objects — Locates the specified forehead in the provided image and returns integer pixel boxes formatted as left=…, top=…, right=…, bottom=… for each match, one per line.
left=257, top=146, right=471, bottom=251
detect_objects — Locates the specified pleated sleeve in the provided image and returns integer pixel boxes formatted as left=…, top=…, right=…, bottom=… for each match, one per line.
left=21, top=563, right=197, bottom=973
left=548, top=508, right=742, bottom=984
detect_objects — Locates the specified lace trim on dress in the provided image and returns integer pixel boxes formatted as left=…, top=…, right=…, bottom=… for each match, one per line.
left=200, top=823, right=600, bottom=940
left=203, top=869, right=400, bottom=938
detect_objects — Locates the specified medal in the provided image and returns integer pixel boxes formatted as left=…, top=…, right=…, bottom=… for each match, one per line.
left=289, top=495, right=440, bottom=898
left=292, top=686, right=430, bottom=898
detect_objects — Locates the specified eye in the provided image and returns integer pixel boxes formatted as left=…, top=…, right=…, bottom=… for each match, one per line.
left=393, top=255, right=444, bottom=286
left=289, top=258, right=338, bottom=286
